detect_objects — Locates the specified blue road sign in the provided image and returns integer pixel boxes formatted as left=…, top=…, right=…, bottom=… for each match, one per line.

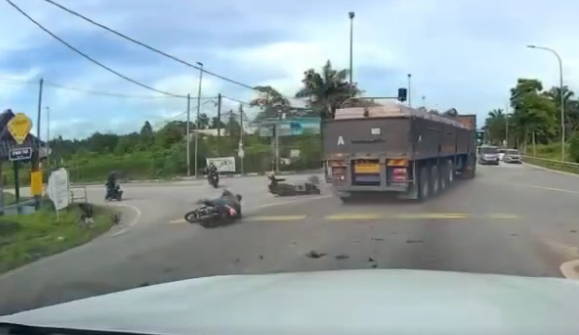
left=9, top=147, right=32, bottom=161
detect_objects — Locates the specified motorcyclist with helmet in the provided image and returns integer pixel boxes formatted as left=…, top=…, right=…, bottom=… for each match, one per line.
left=105, top=171, right=123, bottom=200
left=200, top=189, right=242, bottom=218
left=206, top=163, right=219, bottom=187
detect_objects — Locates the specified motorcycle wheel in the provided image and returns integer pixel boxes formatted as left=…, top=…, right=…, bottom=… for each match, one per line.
left=184, top=211, right=199, bottom=224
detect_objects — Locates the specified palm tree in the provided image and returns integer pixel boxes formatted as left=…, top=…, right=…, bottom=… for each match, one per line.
left=295, top=60, right=359, bottom=119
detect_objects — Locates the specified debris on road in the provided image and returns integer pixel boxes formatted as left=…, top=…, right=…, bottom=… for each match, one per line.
left=335, top=254, right=349, bottom=260
left=306, top=250, right=326, bottom=259
left=371, top=237, right=384, bottom=241
left=367, top=257, right=374, bottom=262
left=406, top=239, right=423, bottom=244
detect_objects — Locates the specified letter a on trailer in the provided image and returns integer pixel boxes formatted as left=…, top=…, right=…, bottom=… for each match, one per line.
left=337, top=136, right=345, bottom=145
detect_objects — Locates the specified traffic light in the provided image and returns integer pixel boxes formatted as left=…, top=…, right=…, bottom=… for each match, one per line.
left=476, top=130, right=484, bottom=144
left=397, top=88, right=407, bottom=102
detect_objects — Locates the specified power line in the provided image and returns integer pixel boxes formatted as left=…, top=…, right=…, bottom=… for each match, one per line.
left=5, top=0, right=184, bottom=98
left=0, top=76, right=215, bottom=100
left=42, top=0, right=258, bottom=91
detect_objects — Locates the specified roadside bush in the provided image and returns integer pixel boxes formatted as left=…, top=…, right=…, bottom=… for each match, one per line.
left=568, top=133, right=579, bottom=163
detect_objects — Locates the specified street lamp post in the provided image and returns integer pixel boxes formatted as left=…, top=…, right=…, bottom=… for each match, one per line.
left=407, top=74, right=412, bottom=107
left=194, top=62, right=204, bottom=178
left=527, top=45, right=565, bottom=160
left=348, top=11, right=355, bottom=86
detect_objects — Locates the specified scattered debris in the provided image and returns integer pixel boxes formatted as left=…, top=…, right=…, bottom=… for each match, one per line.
left=367, top=257, right=374, bottom=262
left=406, top=239, right=423, bottom=244
left=306, top=250, right=326, bottom=259
left=570, top=230, right=577, bottom=233
left=234, top=258, right=240, bottom=263
left=163, top=267, right=173, bottom=273
left=510, top=233, right=518, bottom=237
left=259, top=255, right=264, bottom=260
left=371, top=237, right=384, bottom=241
left=138, top=282, right=150, bottom=287
left=371, top=264, right=378, bottom=269
left=335, top=254, right=349, bottom=260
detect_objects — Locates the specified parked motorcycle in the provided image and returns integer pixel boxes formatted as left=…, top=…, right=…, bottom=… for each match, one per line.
left=207, top=171, right=219, bottom=188
left=105, top=184, right=123, bottom=201
left=268, top=174, right=321, bottom=196
left=184, top=194, right=243, bottom=228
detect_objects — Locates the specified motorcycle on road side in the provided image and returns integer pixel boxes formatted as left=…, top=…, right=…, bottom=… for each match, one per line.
left=184, top=193, right=243, bottom=228
left=105, top=184, right=123, bottom=201
left=268, top=174, right=321, bottom=196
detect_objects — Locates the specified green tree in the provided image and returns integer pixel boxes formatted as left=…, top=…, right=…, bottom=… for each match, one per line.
left=295, top=60, right=360, bottom=120
left=250, top=86, right=290, bottom=121
left=509, top=78, right=557, bottom=147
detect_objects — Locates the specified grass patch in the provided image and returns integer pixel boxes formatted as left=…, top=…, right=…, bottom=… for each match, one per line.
left=523, top=143, right=579, bottom=174
left=0, top=203, right=117, bottom=274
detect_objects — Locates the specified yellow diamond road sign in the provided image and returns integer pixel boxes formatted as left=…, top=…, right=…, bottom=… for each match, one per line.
left=7, top=113, right=32, bottom=145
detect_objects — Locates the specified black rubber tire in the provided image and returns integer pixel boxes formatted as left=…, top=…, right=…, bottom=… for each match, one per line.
left=184, top=211, right=199, bottom=224
left=430, top=165, right=440, bottom=195
left=418, top=166, right=429, bottom=201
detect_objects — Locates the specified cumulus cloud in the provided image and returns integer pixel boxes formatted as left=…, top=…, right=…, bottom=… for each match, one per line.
left=2, top=0, right=579, bottom=138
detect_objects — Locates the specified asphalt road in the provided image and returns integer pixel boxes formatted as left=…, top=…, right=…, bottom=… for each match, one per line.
left=1, top=164, right=579, bottom=315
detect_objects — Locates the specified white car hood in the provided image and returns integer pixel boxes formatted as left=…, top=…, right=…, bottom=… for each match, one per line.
left=1, top=269, right=579, bottom=335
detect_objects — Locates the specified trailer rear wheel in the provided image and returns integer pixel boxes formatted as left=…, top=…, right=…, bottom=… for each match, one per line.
left=447, top=160, right=454, bottom=184
left=439, top=163, right=447, bottom=190
left=430, top=165, right=440, bottom=195
left=418, top=166, right=429, bottom=200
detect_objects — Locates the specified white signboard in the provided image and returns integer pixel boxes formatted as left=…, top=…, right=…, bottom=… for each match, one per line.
left=206, top=157, right=236, bottom=173
left=48, top=168, right=70, bottom=211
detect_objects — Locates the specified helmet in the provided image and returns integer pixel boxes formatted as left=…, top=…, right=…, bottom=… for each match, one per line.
left=221, top=189, right=233, bottom=197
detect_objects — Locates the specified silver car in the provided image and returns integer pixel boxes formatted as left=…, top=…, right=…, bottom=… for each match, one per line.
left=478, top=145, right=500, bottom=165
left=503, top=149, right=522, bottom=163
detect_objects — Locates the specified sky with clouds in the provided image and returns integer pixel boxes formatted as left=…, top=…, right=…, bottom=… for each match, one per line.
left=1, top=0, right=578, bottom=140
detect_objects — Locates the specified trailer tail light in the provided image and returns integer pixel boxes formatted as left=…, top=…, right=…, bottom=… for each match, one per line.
left=392, top=167, right=407, bottom=182
left=332, top=167, right=347, bottom=181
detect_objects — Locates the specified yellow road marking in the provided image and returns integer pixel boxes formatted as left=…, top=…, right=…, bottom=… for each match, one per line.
left=393, top=213, right=469, bottom=219
left=326, top=213, right=383, bottom=220
left=248, top=215, right=307, bottom=221
left=488, top=214, right=520, bottom=219
left=171, top=213, right=522, bottom=224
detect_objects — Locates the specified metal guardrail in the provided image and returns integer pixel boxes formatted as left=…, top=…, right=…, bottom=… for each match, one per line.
left=521, top=155, right=579, bottom=173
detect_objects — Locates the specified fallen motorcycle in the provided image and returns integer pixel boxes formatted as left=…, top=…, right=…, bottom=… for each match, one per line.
left=184, top=195, right=243, bottom=228
left=104, top=185, right=123, bottom=201
left=268, top=174, right=321, bottom=196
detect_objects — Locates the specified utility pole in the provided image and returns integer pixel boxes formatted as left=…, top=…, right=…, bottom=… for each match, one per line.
left=216, top=93, right=222, bottom=155
left=421, top=95, right=426, bottom=107
left=407, top=74, right=412, bottom=107
left=186, top=94, right=191, bottom=176
left=45, top=106, right=50, bottom=170
left=527, top=45, right=565, bottom=160
left=505, top=102, right=509, bottom=148
left=238, top=104, right=244, bottom=175
left=194, top=62, right=204, bottom=178
left=348, top=11, right=355, bottom=86
left=31, top=78, right=44, bottom=209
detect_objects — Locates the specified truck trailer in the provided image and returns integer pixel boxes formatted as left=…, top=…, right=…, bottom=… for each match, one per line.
left=322, top=102, right=477, bottom=202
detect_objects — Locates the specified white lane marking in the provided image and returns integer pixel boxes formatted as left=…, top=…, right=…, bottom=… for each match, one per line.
left=110, top=229, right=128, bottom=237
left=525, top=184, right=579, bottom=195
left=108, top=203, right=142, bottom=226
